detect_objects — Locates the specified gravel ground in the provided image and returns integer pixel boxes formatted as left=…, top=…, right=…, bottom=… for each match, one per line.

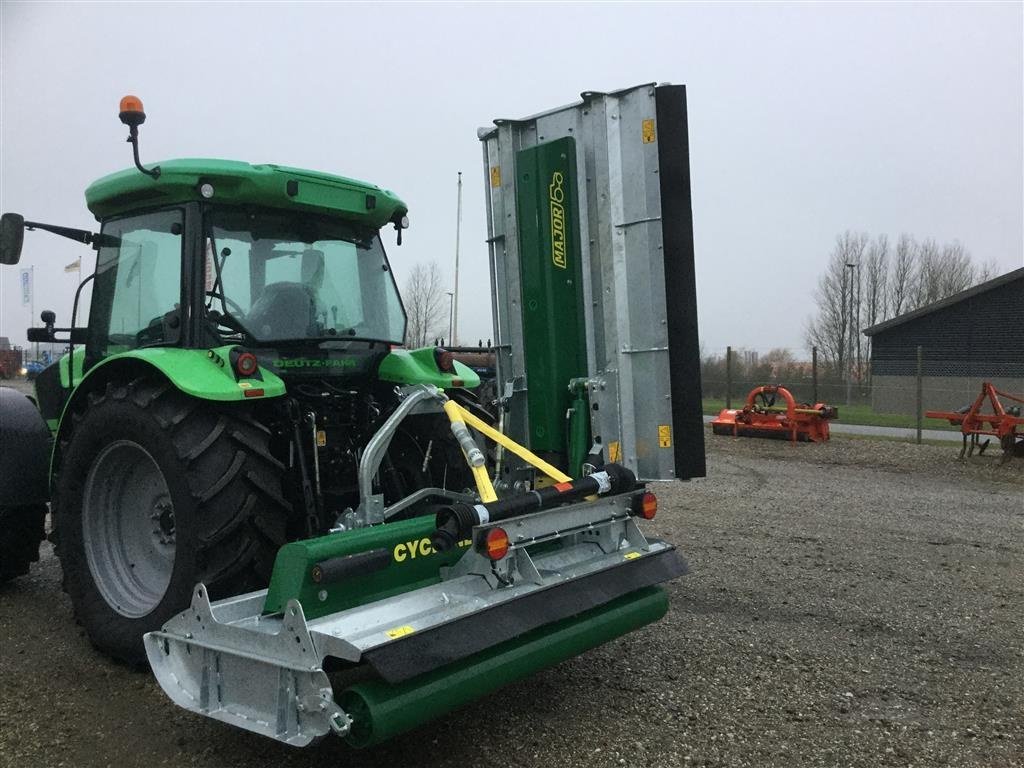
left=1, top=430, right=1021, bottom=768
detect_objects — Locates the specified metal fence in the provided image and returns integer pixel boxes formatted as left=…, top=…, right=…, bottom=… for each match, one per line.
left=701, top=345, right=1024, bottom=442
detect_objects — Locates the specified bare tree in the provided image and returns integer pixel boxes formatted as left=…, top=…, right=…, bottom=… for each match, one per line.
left=402, top=261, right=448, bottom=348
left=976, top=258, right=1000, bottom=283
left=911, top=239, right=975, bottom=309
left=805, top=232, right=866, bottom=375
left=861, top=234, right=888, bottom=380
left=888, top=233, right=915, bottom=317
left=911, top=238, right=942, bottom=309
left=811, top=230, right=990, bottom=393
left=937, top=241, right=975, bottom=297
left=863, top=235, right=889, bottom=329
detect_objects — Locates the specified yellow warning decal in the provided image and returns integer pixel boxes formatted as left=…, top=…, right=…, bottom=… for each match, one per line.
left=642, top=118, right=656, bottom=144
left=608, top=441, right=621, bottom=463
left=534, top=474, right=558, bottom=489
left=658, top=425, right=672, bottom=448
left=393, top=537, right=470, bottom=563
left=624, top=551, right=641, bottom=560
left=490, top=166, right=501, bottom=187
left=386, top=625, right=415, bottom=639
left=316, top=430, right=327, bottom=447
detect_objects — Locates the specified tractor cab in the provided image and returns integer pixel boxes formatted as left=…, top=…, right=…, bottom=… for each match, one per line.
left=1, top=96, right=417, bottom=424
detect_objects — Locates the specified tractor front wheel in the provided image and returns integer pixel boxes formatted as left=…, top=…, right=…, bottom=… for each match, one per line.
left=54, top=379, right=289, bottom=665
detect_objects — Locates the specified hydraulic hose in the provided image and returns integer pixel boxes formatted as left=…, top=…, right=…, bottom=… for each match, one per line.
left=431, top=463, right=636, bottom=553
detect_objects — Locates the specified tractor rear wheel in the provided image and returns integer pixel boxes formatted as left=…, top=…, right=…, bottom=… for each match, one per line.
left=54, top=379, right=289, bottom=665
left=0, top=504, right=47, bottom=584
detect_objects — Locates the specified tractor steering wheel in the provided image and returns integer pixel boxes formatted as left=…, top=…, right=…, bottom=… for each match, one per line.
left=205, top=291, right=246, bottom=317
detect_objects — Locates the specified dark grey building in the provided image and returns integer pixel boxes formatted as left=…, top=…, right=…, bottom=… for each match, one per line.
left=863, top=267, right=1024, bottom=414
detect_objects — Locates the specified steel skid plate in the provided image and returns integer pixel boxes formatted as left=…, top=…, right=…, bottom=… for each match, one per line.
left=145, top=492, right=685, bottom=746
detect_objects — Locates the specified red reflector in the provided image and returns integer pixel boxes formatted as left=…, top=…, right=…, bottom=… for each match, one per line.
left=639, top=491, right=658, bottom=520
left=236, top=351, right=259, bottom=377
left=484, top=527, right=510, bottom=560
left=554, top=482, right=573, bottom=493
left=243, top=388, right=265, bottom=398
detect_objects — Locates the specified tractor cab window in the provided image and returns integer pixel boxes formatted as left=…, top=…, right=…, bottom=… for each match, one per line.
left=87, top=209, right=184, bottom=360
left=205, top=209, right=406, bottom=345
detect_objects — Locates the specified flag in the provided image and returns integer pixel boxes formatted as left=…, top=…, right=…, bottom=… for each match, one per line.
left=64, top=259, right=81, bottom=273
left=19, top=269, right=31, bottom=305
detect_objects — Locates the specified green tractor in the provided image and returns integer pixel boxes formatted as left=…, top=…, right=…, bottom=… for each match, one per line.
left=0, top=96, right=480, bottom=659
left=0, top=85, right=702, bottom=747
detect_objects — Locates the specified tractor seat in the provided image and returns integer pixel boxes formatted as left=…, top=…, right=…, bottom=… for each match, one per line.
left=246, top=282, right=318, bottom=339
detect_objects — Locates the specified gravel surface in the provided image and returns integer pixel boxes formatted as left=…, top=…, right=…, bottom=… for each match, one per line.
left=1, top=431, right=1021, bottom=768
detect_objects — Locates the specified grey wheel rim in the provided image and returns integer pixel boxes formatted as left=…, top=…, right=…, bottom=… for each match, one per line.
left=82, top=440, right=175, bottom=618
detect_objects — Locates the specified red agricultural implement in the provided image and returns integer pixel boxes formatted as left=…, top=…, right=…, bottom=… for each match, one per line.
left=0, top=345, right=22, bottom=379
left=711, top=385, right=838, bottom=443
left=926, top=382, right=1024, bottom=462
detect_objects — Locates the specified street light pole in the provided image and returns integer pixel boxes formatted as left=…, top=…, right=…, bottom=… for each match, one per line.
left=845, top=262, right=856, bottom=406
left=855, top=261, right=861, bottom=395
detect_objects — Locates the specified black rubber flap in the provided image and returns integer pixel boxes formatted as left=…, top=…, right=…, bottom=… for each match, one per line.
left=654, top=84, right=706, bottom=480
left=363, top=546, right=687, bottom=683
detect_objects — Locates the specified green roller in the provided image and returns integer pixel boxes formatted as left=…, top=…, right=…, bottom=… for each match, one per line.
left=339, top=586, right=668, bottom=748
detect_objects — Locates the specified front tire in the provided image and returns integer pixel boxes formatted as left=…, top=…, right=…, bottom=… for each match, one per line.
left=54, top=379, right=289, bottom=665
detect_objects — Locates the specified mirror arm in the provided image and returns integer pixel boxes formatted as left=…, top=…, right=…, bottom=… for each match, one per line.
left=23, top=220, right=98, bottom=246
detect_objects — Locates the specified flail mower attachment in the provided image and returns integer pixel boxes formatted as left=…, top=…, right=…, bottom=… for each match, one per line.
left=145, top=387, right=685, bottom=747
left=711, top=385, right=837, bottom=443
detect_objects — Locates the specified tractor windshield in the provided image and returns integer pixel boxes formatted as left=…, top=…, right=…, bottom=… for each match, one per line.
left=206, top=208, right=406, bottom=345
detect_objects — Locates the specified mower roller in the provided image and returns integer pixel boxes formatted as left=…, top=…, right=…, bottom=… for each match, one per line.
left=926, top=382, right=1024, bottom=462
left=711, top=385, right=837, bottom=443
left=0, top=83, right=704, bottom=747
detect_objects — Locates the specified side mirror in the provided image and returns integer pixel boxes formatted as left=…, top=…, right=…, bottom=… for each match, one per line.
left=0, top=213, right=25, bottom=265
left=27, top=310, right=58, bottom=344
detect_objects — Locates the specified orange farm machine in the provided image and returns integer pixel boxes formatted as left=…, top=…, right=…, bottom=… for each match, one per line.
left=711, top=385, right=837, bottom=443
left=926, top=382, right=1024, bottom=462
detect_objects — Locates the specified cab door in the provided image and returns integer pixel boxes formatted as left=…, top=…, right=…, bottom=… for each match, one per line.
left=86, top=209, right=185, bottom=368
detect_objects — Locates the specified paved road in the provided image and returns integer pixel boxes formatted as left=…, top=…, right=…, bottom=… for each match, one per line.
left=703, top=415, right=962, bottom=443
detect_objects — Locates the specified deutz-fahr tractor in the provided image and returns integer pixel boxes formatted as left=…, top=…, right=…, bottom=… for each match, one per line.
left=0, top=84, right=704, bottom=747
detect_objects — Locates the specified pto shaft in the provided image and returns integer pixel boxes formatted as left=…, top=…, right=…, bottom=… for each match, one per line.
left=431, top=463, right=636, bottom=552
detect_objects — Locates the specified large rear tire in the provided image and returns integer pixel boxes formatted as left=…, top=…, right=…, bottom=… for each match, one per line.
left=0, top=504, right=47, bottom=584
left=54, top=379, right=289, bottom=665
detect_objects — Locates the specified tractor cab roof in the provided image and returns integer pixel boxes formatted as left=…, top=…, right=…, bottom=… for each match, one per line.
left=84, top=158, right=407, bottom=229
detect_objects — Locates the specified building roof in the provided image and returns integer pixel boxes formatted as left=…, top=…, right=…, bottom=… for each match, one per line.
left=863, top=266, right=1024, bottom=337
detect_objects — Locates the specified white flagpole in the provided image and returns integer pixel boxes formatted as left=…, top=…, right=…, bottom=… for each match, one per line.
left=452, top=171, right=462, bottom=347
left=31, top=265, right=37, bottom=362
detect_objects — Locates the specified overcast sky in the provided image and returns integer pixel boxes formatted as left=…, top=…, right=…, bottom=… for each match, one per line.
left=2, top=1, right=1021, bottom=358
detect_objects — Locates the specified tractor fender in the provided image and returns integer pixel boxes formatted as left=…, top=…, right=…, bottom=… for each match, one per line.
left=49, top=348, right=286, bottom=481
left=0, top=387, right=51, bottom=505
